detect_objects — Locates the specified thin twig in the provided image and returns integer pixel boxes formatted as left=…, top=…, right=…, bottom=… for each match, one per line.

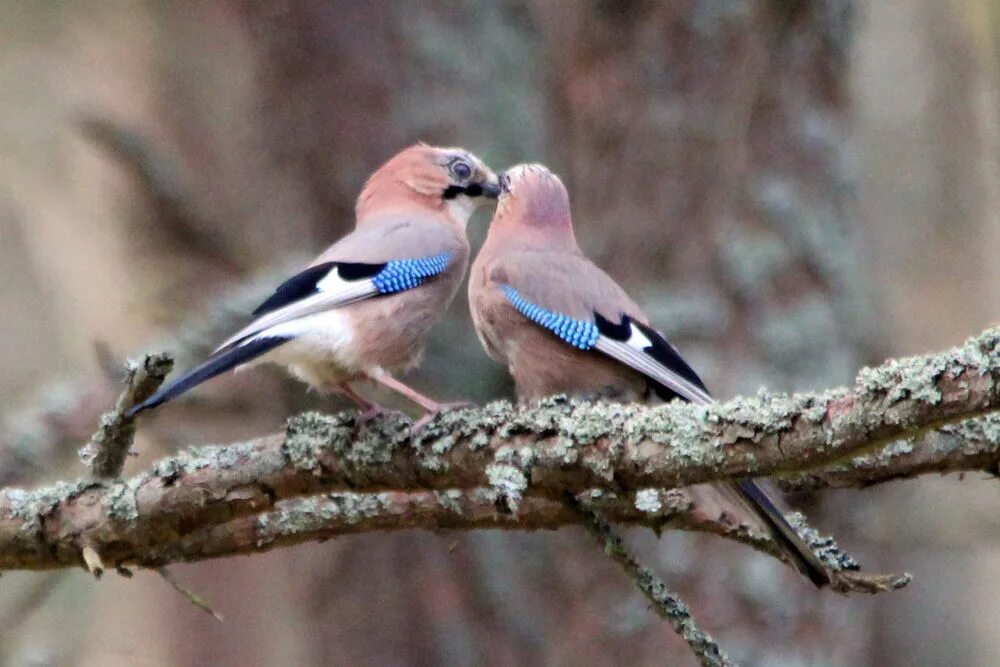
left=155, top=567, right=224, bottom=622
left=567, top=495, right=736, bottom=667
left=78, top=353, right=173, bottom=480
left=81, top=544, right=105, bottom=579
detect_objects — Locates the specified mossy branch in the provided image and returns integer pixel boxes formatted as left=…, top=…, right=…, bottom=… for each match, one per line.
left=1, top=326, right=999, bottom=580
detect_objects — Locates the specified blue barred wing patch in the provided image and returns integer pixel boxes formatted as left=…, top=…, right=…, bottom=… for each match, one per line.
left=501, top=286, right=599, bottom=350
left=373, top=254, right=452, bottom=294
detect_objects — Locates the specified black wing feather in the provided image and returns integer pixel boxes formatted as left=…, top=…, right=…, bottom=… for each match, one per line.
left=253, top=263, right=337, bottom=317
left=252, top=261, right=386, bottom=317
left=734, top=479, right=830, bottom=587
left=126, top=336, right=291, bottom=416
left=594, top=312, right=708, bottom=400
left=631, top=319, right=708, bottom=398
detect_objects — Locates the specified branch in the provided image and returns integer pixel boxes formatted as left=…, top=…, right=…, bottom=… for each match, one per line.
left=78, top=354, right=173, bottom=480
left=780, top=413, right=1000, bottom=491
left=0, top=483, right=902, bottom=594
left=155, top=567, right=224, bottom=622
left=1, top=326, right=999, bottom=578
left=569, top=495, right=735, bottom=667
left=95, top=488, right=768, bottom=565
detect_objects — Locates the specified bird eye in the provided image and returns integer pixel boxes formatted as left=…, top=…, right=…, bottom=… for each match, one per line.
left=451, top=161, right=472, bottom=181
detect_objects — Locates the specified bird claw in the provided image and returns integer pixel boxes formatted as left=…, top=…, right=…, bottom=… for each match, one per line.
left=411, top=401, right=472, bottom=434
left=356, top=404, right=402, bottom=425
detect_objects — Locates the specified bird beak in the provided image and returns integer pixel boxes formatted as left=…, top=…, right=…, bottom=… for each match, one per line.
left=481, top=178, right=502, bottom=199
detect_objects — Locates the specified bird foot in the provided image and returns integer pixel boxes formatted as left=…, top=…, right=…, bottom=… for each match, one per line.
left=356, top=404, right=403, bottom=425
left=411, top=401, right=473, bottom=434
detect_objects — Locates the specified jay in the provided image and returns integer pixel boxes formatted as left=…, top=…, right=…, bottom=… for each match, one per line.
left=468, top=164, right=829, bottom=586
left=130, top=144, right=500, bottom=424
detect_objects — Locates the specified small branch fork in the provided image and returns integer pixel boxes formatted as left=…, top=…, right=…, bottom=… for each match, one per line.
left=568, top=494, right=736, bottom=667
left=73, top=354, right=218, bottom=619
left=78, top=353, right=173, bottom=481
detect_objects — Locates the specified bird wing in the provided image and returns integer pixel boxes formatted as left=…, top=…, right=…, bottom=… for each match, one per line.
left=129, top=218, right=463, bottom=416
left=217, top=219, right=459, bottom=351
left=485, top=249, right=710, bottom=403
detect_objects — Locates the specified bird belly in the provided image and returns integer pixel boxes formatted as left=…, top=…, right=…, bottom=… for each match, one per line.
left=508, top=329, right=647, bottom=402
left=238, top=309, right=363, bottom=389
left=345, top=280, right=459, bottom=373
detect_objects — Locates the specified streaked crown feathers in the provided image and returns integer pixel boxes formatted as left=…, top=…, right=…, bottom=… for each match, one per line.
left=494, top=162, right=573, bottom=231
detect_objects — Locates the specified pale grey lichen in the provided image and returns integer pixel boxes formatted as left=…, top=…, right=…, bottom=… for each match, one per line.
left=856, top=353, right=948, bottom=408
left=9, top=480, right=85, bottom=522
left=786, top=511, right=859, bottom=572
left=485, top=463, right=527, bottom=513
left=106, top=480, right=140, bottom=522
left=434, top=489, right=465, bottom=516
left=430, top=435, right=455, bottom=457
left=151, top=442, right=240, bottom=478
left=634, top=489, right=662, bottom=514
left=547, top=436, right=579, bottom=466
left=282, top=411, right=344, bottom=472
left=253, top=492, right=397, bottom=546
left=469, top=432, right=490, bottom=450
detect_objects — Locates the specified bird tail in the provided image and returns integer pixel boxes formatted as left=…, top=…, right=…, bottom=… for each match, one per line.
left=731, top=479, right=830, bottom=587
left=127, top=336, right=291, bottom=417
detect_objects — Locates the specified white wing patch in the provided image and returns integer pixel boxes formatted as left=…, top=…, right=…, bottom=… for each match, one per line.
left=315, top=268, right=369, bottom=294
left=217, top=276, right=375, bottom=352
left=593, top=318, right=713, bottom=405
left=623, top=324, right=653, bottom=351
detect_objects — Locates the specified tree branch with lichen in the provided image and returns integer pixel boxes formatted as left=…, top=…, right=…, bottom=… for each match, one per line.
left=78, top=354, right=174, bottom=481
left=0, top=326, right=998, bottom=586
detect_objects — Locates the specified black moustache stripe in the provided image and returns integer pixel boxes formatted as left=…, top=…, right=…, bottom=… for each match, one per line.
left=442, top=184, right=484, bottom=200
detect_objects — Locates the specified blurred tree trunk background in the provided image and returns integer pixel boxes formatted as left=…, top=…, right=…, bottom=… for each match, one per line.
left=1, top=1, right=998, bottom=665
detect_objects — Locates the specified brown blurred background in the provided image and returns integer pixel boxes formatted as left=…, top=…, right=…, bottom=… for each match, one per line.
left=1, top=1, right=999, bottom=665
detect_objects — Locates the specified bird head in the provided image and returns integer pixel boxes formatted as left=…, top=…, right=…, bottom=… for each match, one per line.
left=357, top=144, right=500, bottom=227
left=488, top=163, right=577, bottom=246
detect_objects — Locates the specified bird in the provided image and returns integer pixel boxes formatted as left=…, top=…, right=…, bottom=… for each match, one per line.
left=468, top=163, right=830, bottom=587
left=128, top=143, right=501, bottom=424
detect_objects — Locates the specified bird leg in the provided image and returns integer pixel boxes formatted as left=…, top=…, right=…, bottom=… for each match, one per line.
left=337, top=381, right=395, bottom=423
left=369, top=373, right=470, bottom=430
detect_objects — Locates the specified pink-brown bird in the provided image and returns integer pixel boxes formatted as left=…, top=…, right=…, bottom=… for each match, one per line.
left=130, top=144, right=500, bottom=423
left=468, top=163, right=829, bottom=586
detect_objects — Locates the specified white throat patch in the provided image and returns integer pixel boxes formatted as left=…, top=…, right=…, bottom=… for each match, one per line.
left=445, top=195, right=478, bottom=228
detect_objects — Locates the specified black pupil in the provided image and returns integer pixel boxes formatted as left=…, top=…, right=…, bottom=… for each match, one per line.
left=454, top=162, right=471, bottom=179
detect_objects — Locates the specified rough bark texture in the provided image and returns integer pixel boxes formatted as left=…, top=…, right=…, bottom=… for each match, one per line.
left=2, top=325, right=997, bottom=576
left=78, top=353, right=173, bottom=480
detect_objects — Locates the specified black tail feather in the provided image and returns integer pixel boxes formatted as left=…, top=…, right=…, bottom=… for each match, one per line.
left=733, top=479, right=830, bottom=587
left=127, top=336, right=291, bottom=417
